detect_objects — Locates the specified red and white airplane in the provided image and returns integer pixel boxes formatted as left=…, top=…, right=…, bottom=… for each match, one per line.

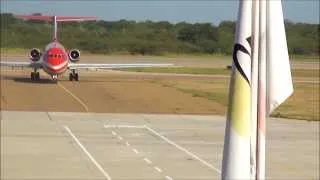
left=0, top=14, right=173, bottom=82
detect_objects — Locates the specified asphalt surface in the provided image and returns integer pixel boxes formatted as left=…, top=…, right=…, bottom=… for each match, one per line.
left=1, top=111, right=319, bottom=180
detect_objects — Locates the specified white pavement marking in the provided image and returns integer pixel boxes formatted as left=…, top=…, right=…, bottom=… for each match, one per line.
left=165, top=175, right=173, bottom=180
left=143, top=158, right=152, bottom=164
left=132, top=148, right=139, bottom=154
left=144, top=125, right=221, bottom=174
left=111, top=131, right=117, bottom=136
left=104, top=125, right=145, bottom=129
left=105, top=125, right=173, bottom=180
left=154, top=166, right=163, bottom=173
left=58, top=83, right=89, bottom=112
left=64, top=126, right=112, bottom=180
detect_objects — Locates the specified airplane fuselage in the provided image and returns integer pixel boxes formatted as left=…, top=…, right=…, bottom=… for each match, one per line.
left=41, top=41, right=69, bottom=76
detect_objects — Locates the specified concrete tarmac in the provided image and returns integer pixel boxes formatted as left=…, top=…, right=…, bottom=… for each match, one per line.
left=1, top=111, right=319, bottom=180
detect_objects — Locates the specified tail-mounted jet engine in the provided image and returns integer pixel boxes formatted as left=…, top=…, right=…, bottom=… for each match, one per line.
left=30, top=48, right=41, bottom=62
left=68, top=49, right=80, bottom=62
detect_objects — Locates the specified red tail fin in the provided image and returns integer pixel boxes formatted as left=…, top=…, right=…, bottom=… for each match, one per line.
left=15, top=14, right=97, bottom=40
left=15, top=15, right=97, bottom=22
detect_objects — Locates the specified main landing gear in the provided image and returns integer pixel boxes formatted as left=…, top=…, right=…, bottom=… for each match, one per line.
left=69, top=69, right=79, bottom=81
left=30, top=69, right=40, bottom=81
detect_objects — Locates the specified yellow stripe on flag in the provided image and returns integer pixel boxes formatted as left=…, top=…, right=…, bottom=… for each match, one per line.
left=228, top=69, right=251, bottom=137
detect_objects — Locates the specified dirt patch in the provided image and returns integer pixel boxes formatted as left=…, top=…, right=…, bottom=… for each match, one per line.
left=0, top=70, right=224, bottom=114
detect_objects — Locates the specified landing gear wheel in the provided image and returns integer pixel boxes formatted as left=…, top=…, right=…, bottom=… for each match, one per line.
left=31, top=72, right=34, bottom=81
left=74, top=73, right=79, bottom=81
left=69, top=73, right=74, bottom=81
left=35, top=72, right=40, bottom=81
left=31, top=72, right=40, bottom=81
left=69, top=72, right=79, bottom=81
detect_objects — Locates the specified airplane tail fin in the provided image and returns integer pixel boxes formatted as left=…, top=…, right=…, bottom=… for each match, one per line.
left=15, top=14, right=97, bottom=41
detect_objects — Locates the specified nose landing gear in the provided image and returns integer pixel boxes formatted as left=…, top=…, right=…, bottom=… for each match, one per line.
left=52, top=74, right=58, bottom=81
left=69, top=69, right=79, bottom=81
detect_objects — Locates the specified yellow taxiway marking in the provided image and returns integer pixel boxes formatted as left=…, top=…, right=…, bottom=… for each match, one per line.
left=58, top=82, right=89, bottom=112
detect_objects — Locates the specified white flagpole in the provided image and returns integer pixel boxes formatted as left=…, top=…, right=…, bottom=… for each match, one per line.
left=250, top=0, right=260, bottom=178
left=256, top=0, right=267, bottom=179
left=221, top=0, right=252, bottom=179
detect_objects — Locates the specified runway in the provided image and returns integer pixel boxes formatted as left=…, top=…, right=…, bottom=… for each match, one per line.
left=1, top=111, right=319, bottom=180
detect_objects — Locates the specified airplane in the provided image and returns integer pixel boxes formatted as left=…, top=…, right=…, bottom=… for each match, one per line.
left=0, top=14, right=173, bottom=82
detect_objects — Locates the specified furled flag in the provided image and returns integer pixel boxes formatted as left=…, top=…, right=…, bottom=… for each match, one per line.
left=221, top=0, right=294, bottom=179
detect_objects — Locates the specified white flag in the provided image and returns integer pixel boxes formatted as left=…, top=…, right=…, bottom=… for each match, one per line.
left=221, top=0, right=293, bottom=179
left=267, top=0, right=294, bottom=114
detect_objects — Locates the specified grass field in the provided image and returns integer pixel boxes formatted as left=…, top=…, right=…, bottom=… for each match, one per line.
left=151, top=78, right=319, bottom=121
left=121, top=67, right=319, bottom=78
left=137, top=67, right=319, bottom=121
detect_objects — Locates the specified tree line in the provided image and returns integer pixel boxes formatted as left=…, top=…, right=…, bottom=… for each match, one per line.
left=1, top=13, right=319, bottom=56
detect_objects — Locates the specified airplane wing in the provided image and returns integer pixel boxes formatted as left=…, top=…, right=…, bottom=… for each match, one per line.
left=68, top=63, right=174, bottom=70
left=0, top=61, right=42, bottom=68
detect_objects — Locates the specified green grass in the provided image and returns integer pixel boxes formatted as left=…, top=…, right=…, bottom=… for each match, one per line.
left=292, top=69, right=320, bottom=78
left=154, top=78, right=319, bottom=121
left=121, top=67, right=319, bottom=78
left=179, top=88, right=228, bottom=107
left=289, top=54, right=320, bottom=62
left=0, top=48, right=28, bottom=54
left=159, top=52, right=231, bottom=60
left=120, top=67, right=231, bottom=75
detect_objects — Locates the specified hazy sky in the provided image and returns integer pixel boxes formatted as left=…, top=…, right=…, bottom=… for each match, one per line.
left=1, top=0, right=319, bottom=25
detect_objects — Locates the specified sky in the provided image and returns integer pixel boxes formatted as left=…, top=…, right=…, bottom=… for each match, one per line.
left=1, top=0, right=319, bottom=25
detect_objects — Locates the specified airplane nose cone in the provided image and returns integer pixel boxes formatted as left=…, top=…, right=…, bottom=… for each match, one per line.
left=46, top=47, right=67, bottom=66
left=47, top=54, right=63, bottom=65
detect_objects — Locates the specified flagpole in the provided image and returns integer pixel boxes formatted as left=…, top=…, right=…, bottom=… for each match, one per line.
left=250, top=0, right=260, bottom=179
left=256, top=0, right=267, bottom=179
left=221, top=0, right=252, bottom=179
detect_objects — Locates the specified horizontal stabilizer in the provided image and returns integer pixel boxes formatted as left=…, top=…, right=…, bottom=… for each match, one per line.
left=15, top=15, right=97, bottom=22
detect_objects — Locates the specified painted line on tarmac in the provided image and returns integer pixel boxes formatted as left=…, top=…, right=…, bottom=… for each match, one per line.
left=143, top=158, right=152, bottom=164
left=106, top=126, right=173, bottom=179
left=58, top=82, right=89, bottom=112
left=118, top=136, right=123, bottom=141
left=154, top=166, right=163, bottom=173
left=64, top=126, right=112, bottom=180
left=111, top=131, right=117, bottom=136
left=104, top=125, right=145, bottom=129
left=132, top=148, right=139, bottom=154
left=144, top=125, right=221, bottom=174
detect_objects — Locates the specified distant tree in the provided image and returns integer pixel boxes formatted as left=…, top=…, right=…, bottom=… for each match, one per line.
left=0, top=13, right=318, bottom=56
